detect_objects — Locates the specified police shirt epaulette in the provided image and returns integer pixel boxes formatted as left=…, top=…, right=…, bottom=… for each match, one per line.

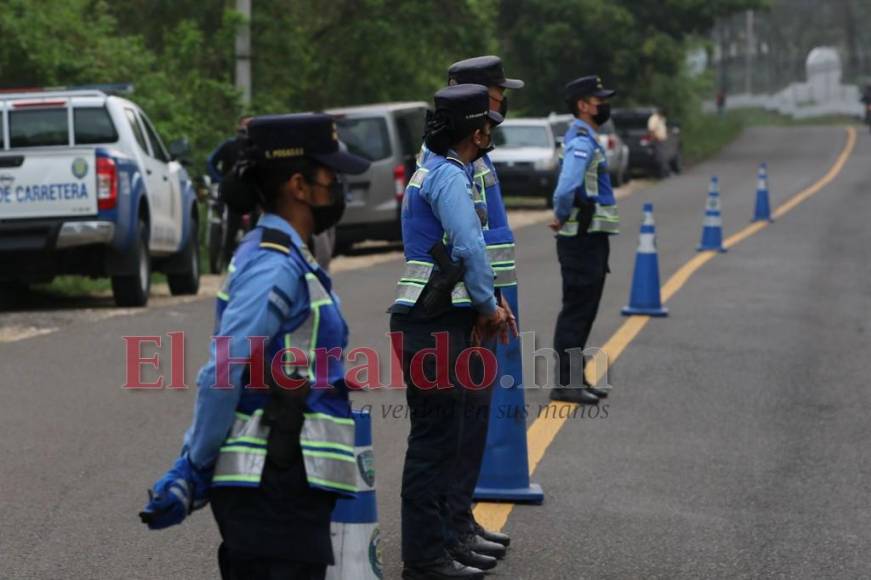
left=576, top=127, right=589, bottom=137
left=259, top=228, right=292, bottom=254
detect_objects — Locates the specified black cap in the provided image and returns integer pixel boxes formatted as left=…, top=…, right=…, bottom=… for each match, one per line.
left=564, top=75, right=616, bottom=102
left=448, top=55, right=524, bottom=90
left=246, top=113, right=369, bottom=175
left=434, top=84, right=504, bottom=132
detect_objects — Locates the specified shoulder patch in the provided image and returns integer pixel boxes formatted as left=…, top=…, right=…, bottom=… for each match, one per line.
left=576, top=126, right=589, bottom=137
left=259, top=227, right=291, bottom=254
left=574, top=150, right=589, bottom=159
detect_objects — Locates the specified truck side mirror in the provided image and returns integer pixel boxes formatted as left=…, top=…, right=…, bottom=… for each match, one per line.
left=169, top=138, right=192, bottom=164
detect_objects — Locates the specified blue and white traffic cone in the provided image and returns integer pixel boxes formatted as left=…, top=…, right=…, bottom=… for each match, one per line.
left=622, top=203, right=668, bottom=317
left=327, top=409, right=383, bottom=580
left=752, top=162, right=773, bottom=222
left=697, top=176, right=727, bottom=252
left=474, top=284, right=544, bottom=504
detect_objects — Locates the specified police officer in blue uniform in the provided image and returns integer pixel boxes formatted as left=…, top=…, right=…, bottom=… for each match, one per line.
left=550, top=76, right=620, bottom=404
left=390, top=84, right=512, bottom=580
left=140, top=113, right=370, bottom=580
left=440, top=55, right=520, bottom=564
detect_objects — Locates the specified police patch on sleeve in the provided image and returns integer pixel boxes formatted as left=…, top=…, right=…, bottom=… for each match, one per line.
left=574, top=150, right=589, bottom=159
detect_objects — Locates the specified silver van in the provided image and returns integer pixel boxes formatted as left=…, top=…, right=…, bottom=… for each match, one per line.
left=327, top=102, right=429, bottom=253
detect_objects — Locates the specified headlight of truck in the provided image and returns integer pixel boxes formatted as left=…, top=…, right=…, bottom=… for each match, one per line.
left=534, top=158, right=555, bottom=171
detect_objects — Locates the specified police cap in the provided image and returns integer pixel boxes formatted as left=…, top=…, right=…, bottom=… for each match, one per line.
left=434, top=84, right=504, bottom=131
left=246, top=113, right=369, bottom=175
left=564, top=75, right=616, bottom=102
left=448, top=55, right=524, bottom=89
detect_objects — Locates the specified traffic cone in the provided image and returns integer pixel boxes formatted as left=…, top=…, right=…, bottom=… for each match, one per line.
left=622, top=203, right=668, bottom=317
left=474, top=284, right=544, bottom=504
left=752, top=163, right=773, bottom=222
left=697, top=176, right=727, bottom=252
left=327, top=409, right=382, bottom=580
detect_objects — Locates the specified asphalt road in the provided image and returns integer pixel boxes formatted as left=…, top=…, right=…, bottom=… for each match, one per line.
left=0, top=125, right=868, bottom=579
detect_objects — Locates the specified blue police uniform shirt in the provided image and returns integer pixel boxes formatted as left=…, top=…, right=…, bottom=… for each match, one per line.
left=181, top=213, right=311, bottom=471
left=414, top=149, right=497, bottom=315
left=552, top=118, right=601, bottom=224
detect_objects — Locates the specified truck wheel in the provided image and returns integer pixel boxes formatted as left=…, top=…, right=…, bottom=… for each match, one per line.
left=112, top=220, right=151, bottom=307
left=168, top=226, right=200, bottom=296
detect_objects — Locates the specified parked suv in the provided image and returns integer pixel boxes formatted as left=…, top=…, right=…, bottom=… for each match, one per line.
left=0, top=87, right=199, bottom=306
left=611, top=107, right=682, bottom=178
left=489, top=118, right=560, bottom=201
left=327, top=102, right=428, bottom=253
left=549, top=114, right=630, bottom=186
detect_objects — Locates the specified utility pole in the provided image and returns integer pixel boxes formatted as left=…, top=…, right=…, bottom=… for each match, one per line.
left=235, top=0, right=252, bottom=106
left=745, top=9, right=754, bottom=95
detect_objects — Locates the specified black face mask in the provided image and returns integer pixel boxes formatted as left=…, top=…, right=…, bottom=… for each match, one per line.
left=499, top=95, right=509, bottom=118
left=473, top=130, right=495, bottom=162
left=593, top=102, right=611, bottom=126
left=308, top=180, right=346, bottom=235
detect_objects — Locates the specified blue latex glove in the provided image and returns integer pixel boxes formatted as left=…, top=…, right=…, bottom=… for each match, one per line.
left=140, top=455, right=211, bottom=530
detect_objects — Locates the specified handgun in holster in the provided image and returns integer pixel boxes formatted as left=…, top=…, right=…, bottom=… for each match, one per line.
left=261, top=373, right=311, bottom=469
left=417, top=241, right=465, bottom=319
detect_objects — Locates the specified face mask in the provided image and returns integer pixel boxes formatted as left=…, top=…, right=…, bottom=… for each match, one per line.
left=499, top=94, right=509, bottom=118
left=308, top=179, right=346, bottom=235
left=473, top=129, right=495, bottom=162
left=593, top=102, right=611, bottom=126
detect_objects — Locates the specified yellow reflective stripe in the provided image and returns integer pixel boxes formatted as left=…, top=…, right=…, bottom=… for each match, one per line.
left=302, top=449, right=356, bottom=463
left=213, top=474, right=260, bottom=483
left=228, top=262, right=236, bottom=273
left=307, top=476, right=358, bottom=493
left=310, top=299, right=332, bottom=308
left=304, top=412, right=355, bottom=426
left=407, top=260, right=431, bottom=266
left=487, top=243, right=515, bottom=249
left=219, top=445, right=267, bottom=455
left=225, top=435, right=267, bottom=446
left=259, top=242, right=290, bottom=254
left=217, top=291, right=229, bottom=300
left=300, top=439, right=355, bottom=454
left=234, top=409, right=264, bottom=421
left=399, top=278, right=427, bottom=285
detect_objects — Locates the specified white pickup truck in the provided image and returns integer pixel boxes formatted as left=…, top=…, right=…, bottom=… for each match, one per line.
left=0, top=89, right=199, bottom=306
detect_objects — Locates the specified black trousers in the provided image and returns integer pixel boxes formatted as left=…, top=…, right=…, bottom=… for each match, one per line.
left=444, top=350, right=493, bottom=544
left=553, top=232, right=610, bottom=387
left=390, top=307, right=485, bottom=564
left=210, top=447, right=336, bottom=579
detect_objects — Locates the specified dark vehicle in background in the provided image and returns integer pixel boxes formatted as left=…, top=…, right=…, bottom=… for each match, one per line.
left=488, top=118, right=560, bottom=202
left=326, top=102, right=428, bottom=254
left=549, top=114, right=630, bottom=186
left=611, top=107, right=682, bottom=178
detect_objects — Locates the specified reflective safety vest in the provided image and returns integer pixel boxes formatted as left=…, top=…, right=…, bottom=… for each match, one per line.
left=557, top=122, right=620, bottom=237
left=472, top=155, right=517, bottom=288
left=211, top=227, right=357, bottom=496
left=392, top=153, right=475, bottom=310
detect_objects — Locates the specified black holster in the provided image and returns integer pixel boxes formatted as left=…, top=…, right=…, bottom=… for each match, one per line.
left=416, top=242, right=465, bottom=319
left=262, top=376, right=310, bottom=469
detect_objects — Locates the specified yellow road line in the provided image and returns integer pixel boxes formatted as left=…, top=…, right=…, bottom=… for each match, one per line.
left=474, top=127, right=857, bottom=532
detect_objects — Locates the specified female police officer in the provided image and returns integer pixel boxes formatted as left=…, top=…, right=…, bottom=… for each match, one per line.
left=140, top=113, right=369, bottom=580
left=389, top=84, right=511, bottom=580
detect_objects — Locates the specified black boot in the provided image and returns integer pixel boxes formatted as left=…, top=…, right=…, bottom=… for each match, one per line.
left=463, top=534, right=506, bottom=559
left=472, top=521, right=510, bottom=547
left=448, top=543, right=497, bottom=571
left=549, top=387, right=599, bottom=405
left=402, top=557, right=485, bottom=579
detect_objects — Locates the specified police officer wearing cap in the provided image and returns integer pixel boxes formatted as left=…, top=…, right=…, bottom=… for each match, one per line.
left=549, top=75, right=620, bottom=405
left=424, top=55, right=520, bottom=565
left=390, top=84, right=512, bottom=580
left=140, top=113, right=370, bottom=580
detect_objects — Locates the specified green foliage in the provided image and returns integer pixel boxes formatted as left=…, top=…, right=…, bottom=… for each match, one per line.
left=0, top=0, right=764, bottom=175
